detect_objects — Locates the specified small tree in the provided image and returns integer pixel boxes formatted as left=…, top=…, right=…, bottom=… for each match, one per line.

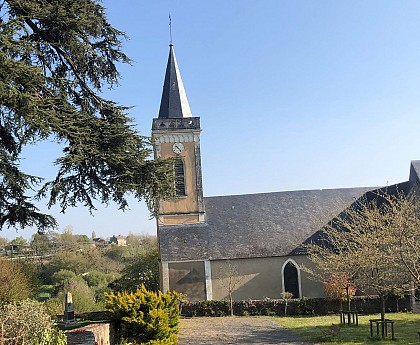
left=218, top=260, right=244, bottom=316
left=305, top=190, right=412, bottom=325
left=382, top=190, right=420, bottom=288
left=280, top=291, right=293, bottom=316
left=323, top=274, right=356, bottom=311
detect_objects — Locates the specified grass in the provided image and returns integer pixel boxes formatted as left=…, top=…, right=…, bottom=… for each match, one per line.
left=35, top=284, right=55, bottom=301
left=275, top=313, right=420, bottom=344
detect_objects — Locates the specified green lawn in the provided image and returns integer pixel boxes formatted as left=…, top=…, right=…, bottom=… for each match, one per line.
left=35, top=284, right=55, bottom=301
left=275, top=313, right=420, bottom=344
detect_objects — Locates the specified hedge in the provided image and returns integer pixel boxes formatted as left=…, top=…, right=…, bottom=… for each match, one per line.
left=181, top=295, right=411, bottom=317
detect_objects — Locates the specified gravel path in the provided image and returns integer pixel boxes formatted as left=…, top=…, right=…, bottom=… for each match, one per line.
left=177, top=316, right=312, bottom=345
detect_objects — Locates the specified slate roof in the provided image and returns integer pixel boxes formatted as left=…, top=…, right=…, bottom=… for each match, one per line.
left=159, top=160, right=420, bottom=262
left=158, top=44, right=192, bottom=119
left=410, top=160, right=420, bottom=185
left=159, top=187, right=374, bottom=261
left=296, top=180, right=412, bottom=254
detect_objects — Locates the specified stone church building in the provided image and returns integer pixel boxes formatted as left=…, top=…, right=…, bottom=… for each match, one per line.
left=151, top=44, right=420, bottom=302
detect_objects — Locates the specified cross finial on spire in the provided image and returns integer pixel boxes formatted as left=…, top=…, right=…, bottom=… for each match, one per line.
left=169, top=13, right=173, bottom=45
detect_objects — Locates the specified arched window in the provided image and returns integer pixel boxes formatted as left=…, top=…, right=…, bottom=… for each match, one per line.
left=281, top=259, right=301, bottom=298
left=174, top=158, right=186, bottom=196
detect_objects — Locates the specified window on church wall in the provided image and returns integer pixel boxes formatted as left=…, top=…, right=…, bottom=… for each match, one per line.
left=283, top=261, right=300, bottom=298
left=174, top=158, right=186, bottom=196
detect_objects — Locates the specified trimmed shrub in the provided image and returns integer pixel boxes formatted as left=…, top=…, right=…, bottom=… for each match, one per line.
left=105, top=285, right=181, bottom=345
left=181, top=295, right=412, bottom=317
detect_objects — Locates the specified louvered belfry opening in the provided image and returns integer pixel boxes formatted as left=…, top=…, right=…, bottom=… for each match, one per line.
left=174, top=157, right=186, bottom=196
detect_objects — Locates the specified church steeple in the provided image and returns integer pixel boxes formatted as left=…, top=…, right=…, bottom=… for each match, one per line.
left=152, top=44, right=205, bottom=227
left=158, top=44, right=192, bottom=118
left=152, top=43, right=206, bottom=296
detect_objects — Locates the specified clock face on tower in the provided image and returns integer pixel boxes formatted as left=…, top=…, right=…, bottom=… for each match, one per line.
left=172, top=142, right=184, bottom=154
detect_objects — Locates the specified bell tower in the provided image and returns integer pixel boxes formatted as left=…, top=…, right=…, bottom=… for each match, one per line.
left=152, top=44, right=205, bottom=225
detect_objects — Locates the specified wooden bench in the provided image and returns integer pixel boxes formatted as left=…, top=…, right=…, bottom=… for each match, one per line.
left=322, top=324, right=341, bottom=338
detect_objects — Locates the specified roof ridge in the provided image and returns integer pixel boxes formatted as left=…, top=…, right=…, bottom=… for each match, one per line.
left=204, top=186, right=377, bottom=199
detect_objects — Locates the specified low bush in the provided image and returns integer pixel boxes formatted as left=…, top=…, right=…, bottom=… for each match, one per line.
left=105, top=285, right=181, bottom=345
left=181, top=295, right=411, bottom=317
left=0, top=299, right=66, bottom=344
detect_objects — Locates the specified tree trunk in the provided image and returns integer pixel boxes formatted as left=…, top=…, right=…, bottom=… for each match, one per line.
left=380, top=294, right=386, bottom=337
left=346, top=286, right=351, bottom=311
left=229, top=292, right=234, bottom=316
left=380, top=294, right=386, bottom=321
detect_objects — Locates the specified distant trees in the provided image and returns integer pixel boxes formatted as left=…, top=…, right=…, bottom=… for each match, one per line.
left=111, top=248, right=159, bottom=292
left=30, top=232, right=51, bottom=258
left=10, top=236, right=28, bottom=247
left=0, top=237, right=8, bottom=250
left=0, top=231, right=160, bottom=314
left=55, top=277, right=101, bottom=313
left=107, top=234, right=160, bottom=292
left=305, top=190, right=418, bottom=321
left=0, top=259, right=31, bottom=304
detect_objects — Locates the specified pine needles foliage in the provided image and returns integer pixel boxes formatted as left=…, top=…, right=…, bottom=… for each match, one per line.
left=0, top=0, right=175, bottom=231
left=104, top=285, right=181, bottom=345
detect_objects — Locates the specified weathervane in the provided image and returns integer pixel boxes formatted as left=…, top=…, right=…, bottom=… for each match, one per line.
left=169, top=13, right=173, bottom=44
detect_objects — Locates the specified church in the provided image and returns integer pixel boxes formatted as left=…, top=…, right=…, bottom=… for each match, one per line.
left=151, top=44, right=420, bottom=302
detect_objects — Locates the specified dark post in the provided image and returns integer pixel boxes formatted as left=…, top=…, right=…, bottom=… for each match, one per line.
left=63, top=292, right=78, bottom=325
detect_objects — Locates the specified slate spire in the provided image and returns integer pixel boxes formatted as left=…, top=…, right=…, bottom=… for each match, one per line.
left=158, top=44, right=192, bottom=118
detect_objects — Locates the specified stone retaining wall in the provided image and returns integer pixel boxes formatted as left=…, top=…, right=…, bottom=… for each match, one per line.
left=66, top=323, right=114, bottom=345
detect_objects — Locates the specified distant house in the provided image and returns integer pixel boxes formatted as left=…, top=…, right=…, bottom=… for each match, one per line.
left=92, top=238, right=107, bottom=247
left=4, top=244, right=32, bottom=255
left=109, top=235, right=127, bottom=247
left=151, top=44, right=420, bottom=302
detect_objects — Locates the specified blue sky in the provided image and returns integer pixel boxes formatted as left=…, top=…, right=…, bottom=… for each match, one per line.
left=4, top=0, right=420, bottom=240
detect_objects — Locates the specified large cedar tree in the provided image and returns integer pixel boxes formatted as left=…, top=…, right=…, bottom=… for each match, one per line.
left=0, top=0, right=174, bottom=231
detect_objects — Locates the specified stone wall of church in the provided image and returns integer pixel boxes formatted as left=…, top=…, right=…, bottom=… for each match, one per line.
left=210, top=256, right=324, bottom=301
left=168, top=261, right=206, bottom=301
